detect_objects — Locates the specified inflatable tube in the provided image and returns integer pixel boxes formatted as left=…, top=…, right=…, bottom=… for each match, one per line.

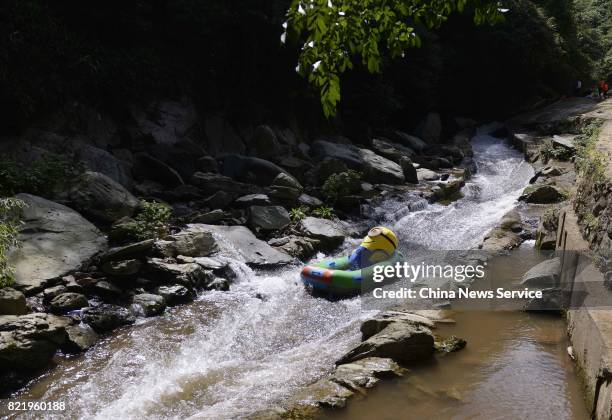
left=300, top=252, right=404, bottom=297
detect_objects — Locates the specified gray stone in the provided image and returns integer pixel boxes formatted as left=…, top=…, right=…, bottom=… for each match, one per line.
left=42, top=285, right=68, bottom=303
left=521, top=258, right=561, bottom=288
left=202, top=191, right=238, bottom=209
left=0, top=313, right=70, bottom=370
left=189, top=225, right=293, bottom=267
left=552, top=134, right=577, bottom=151
left=0, top=288, right=27, bottom=315
left=154, top=230, right=218, bottom=258
left=416, top=168, right=440, bottom=182
left=359, top=149, right=405, bottom=184
left=190, top=209, right=228, bottom=224
left=101, top=259, right=142, bottom=276
left=190, top=172, right=259, bottom=195
left=249, top=206, right=291, bottom=231
left=92, top=281, right=122, bottom=300
left=82, top=304, right=135, bottom=332
left=147, top=258, right=213, bottom=287
left=434, top=336, right=467, bottom=353
left=297, top=194, right=323, bottom=208
left=77, top=144, right=133, bottom=189
left=8, top=194, right=107, bottom=295
left=69, top=171, right=140, bottom=223
left=49, top=293, right=89, bottom=314
left=235, top=194, right=272, bottom=208
left=311, top=140, right=363, bottom=168
left=155, top=284, right=194, bottom=306
left=64, top=324, right=99, bottom=352
left=299, top=217, right=345, bottom=250
left=132, top=293, right=166, bottom=317
left=266, top=173, right=304, bottom=204
left=99, top=240, right=155, bottom=263
left=371, top=138, right=415, bottom=163
left=480, top=228, right=523, bottom=251
left=519, top=185, right=566, bottom=204
left=207, top=277, right=230, bottom=291
left=361, top=312, right=435, bottom=340
left=392, top=131, right=428, bottom=152
left=332, top=357, right=405, bottom=391
left=337, top=321, right=434, bottom=364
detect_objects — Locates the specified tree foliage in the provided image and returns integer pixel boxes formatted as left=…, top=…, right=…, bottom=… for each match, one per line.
left=285, top=0, right=506, bottom=117
left=0, top=198, right=24, bottom=288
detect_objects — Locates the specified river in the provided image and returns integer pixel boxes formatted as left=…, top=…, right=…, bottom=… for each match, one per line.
left=13, top=132, right=589, bottom=419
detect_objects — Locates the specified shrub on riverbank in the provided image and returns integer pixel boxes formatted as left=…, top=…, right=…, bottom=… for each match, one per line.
left=0, top=198, right=24, bottom=287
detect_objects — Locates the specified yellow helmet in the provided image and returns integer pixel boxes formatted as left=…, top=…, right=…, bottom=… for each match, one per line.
left=360, top=227, right=398, bottom=255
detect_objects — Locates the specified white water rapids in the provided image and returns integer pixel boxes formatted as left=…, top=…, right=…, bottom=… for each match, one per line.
left=16, top=133, right=534, bottom=419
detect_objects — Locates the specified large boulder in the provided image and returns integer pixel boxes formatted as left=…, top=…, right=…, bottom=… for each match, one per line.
left=0, top=313, right=70, bottom=371
left=69, top=171, right=140, bottom=223
left=399, top=157, right=418, bottom=183
left=359, top=149, right=405, bottom=184
left=77, top=144, right=133, bottom=189
left=99, top=239, right=155, bottom=263
left=390, top=131, right=428, bottom=152
left=415, top=112, right=443, bottom=144
left=266, top=173, right=304, bottom=204
left=337, top=321, right=434, bottom=364
left=521, top=258, right=561, bottom=288
left=0, top=288, right=27, bottom=315
left=234, top=194, right=272, bottom=208
left=299, top=217, right=345, bottom=250
left=155, top=284, right=194, bottom=306
left=249, top=206, right=291, bottom=231
left=101, top=259, right=142, bottom=276
left=64, top=324, right=99, bottom=352
left=8, top=194, right=107, bottom=295
left=311, top=141, right=362, bottom=168
left=190, top=172, right=260, bottom=196
left=189, top=225, right=293, bottom=267
left=82, top=304, right=135, bottom=333
left=519, top=185, right=566, bottom=204
left=480, top=228, right=522, bottom=251
left=332, top=357, right=405, bottom=391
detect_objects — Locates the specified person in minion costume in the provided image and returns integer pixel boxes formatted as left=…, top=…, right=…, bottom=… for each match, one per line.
left=348, top=227, right=399, bottom=270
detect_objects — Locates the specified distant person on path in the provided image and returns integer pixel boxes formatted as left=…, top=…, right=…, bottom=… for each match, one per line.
left=599, top=80, right=606, bottom=98
left=575, top=80, right=582, bottom=96
left=604, top=82, right=609, bottom=99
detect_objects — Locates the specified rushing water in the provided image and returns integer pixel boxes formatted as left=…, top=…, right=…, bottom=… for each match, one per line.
left=14, top=133, right=588, bottom=419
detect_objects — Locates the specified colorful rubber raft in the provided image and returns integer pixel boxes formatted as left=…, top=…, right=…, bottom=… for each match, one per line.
left=300, top=252, right=404, bottom=297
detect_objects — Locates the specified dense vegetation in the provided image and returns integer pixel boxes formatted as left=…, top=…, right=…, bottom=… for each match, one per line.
left=0, top=0, right=610, bottom=130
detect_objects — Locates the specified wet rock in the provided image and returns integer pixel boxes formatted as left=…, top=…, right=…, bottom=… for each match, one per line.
left=207, top=277, right=230, bottom=291
left=99, top=240, right=155, bottom=263
left=64, top=324, right=99, bottom=352
left=536, top=208, right=559, bottom=250
left=190, top=225, right=293, bottom=267
left=275, top=235, right=320, bottom=260
left=332, top=357, right=405, bottom=391
left=8, top=194, right=107, bottom=295
left=360, top=148, right=405, bottom=184
left=416, top=168, right=440, bottom=182
left=519, top=185, right=566, bottom=204
left=361, top=312, right=435, bottom=341
left=524, top=287, right=568, bottom=312
left=202, top=191, right=237, bottom=209
left=337, top=321, right=434, bottom=364
left=552, top=134, right=577, bottom=152
left=132, top=293, right=166, bottom=317
left=521, top=258, right=561, bottom=288
left=190, top=172, right=259, bottom=196
left=499, top=209, right=522, bottom=232
left=249, top=125, right=281, bottom=160
left=234, top=194, right=272, bottom=208
left=101, top=259, right=142, bottom=276
left=69, top=171, right=140, bottom=223
left=177, top=256, right=227, bottom=271
left=49, top=293, right=89, bottom=314
left=155, top=284, right=194, bottom=306
left=64, top=276, right=84, bottom=294
left=0, top=288, right=27, bottom=315
left=415, top=112, right=442, bottom=144
left=82, top=304, right=135, bottom=332
left=400, top=157, right=418, bottom=183
left=0, top=313, right=70, bottom=371
left=292, top=378, right=354, bottom=409
left=77, top=144, right=134, bottom=189
left=154, top=230, right=218, bottom=258
left=92, top=281, right=122, bottom=300
left=480, top=228, right=522, bottom=251
left=299, top=217, right=345, bottom=251
left=249, top=206, right=291, bottom=231
left=434, top=336, right=467, bottom=353
left=147, top=259, right=213, bottom=287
